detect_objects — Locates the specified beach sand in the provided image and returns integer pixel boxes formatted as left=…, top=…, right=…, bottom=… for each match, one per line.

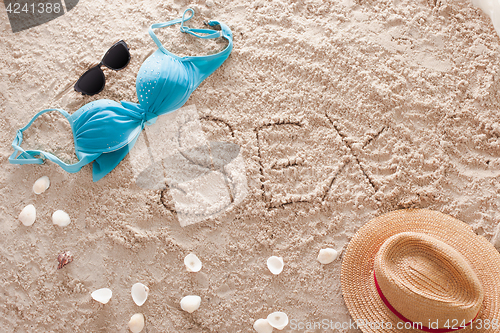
left=1, top=0, right=500, bottom=332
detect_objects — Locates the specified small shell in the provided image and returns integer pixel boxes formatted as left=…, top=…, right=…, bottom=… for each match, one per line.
left=19, top=204, right=36, bottom=226
left=33, top=176, right=50, bottom=194
left=57, top=251, right=73, bottom=269
left=91, top=288, right=113, bottom=304
left=267, top=256, right=284, bottom=275
left=317, top=248, right=339, bottom=264
left=52, top=210, right=71, bottom=227
left=267, top=311, right=289, bottom=330
left=128, top=313, right=145, bottom=333
left=180, top=295, right=201, bottom=313
left=131, top=283, right=149, bottom=306
left=253, top=318, right=273, bottom=333
left=184, top=253, right=202, bottom=272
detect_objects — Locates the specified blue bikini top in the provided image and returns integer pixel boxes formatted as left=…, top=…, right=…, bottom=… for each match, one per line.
left=9, top=9, right=233, bottom=182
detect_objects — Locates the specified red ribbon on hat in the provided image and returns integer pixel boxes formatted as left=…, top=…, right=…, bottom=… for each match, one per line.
left=373, top=271, right=478, bottom=332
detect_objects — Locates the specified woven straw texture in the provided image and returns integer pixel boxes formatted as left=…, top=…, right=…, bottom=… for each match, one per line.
left=341, top=209, right=500, bottom=333
left=374, top=232, right=483, bottom=328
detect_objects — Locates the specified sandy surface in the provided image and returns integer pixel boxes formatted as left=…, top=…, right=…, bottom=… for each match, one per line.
left=2, top=0, right=500, bottom=332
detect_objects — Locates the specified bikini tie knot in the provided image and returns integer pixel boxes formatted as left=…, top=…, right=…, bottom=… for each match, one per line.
left=120, top=100, right=158, bottom=126
left=142, top=110, right=158, bottom=126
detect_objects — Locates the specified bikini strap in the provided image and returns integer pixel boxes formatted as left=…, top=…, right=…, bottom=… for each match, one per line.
left=149, top=8, right=232, bottom=59
left=180, top=8, right=222, bottom=39
left=9, top=108, right=99, bottom=173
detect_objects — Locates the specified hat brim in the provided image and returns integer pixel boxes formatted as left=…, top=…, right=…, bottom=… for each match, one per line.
left=341, top=209, right=500, bottom=333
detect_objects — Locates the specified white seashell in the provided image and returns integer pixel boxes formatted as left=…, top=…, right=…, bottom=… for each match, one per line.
left=267, top=311, right=289, bottom=330
left=180, top=295, right=201, bottom=313
left=253, top=318, right=274, bottom=333
left=128, top=313, right=145, bottom=333
left=267, top=256, right=284, bottom=275
left=184, top=253, right=202, bottom=272
left=91, top=288, right=112, bottom=304
left=19, top=204, right=36, bottom=226
left=317, top=248, right=339, bottom=264
left=52, top=210, right=71, bottom=227
left=131, top=283, right=149, bottom=306
left=33, top=176, right=50, bottom=194
left=472, top=0, right=500, bottom=37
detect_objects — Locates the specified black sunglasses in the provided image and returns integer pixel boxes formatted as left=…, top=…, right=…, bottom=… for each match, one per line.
left=74, top=40, right=130, bottom=96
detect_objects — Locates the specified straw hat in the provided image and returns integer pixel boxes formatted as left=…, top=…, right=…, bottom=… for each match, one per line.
left=341, top=209, right=500, bottom=333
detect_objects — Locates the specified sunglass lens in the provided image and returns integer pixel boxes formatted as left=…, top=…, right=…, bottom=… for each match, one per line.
left=74, top=66, right=105, bottom=96
left=102, top=42, right=130, bottom=70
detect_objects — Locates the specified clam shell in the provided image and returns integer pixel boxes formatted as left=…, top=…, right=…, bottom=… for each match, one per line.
left=317, top=248, right=338, bottom=264
left=267, top=256, right=284, bottom=275
left=33, top=176, right=50, bottom=194
left=253, top=318, right=273, bottom=333
left=131, top=283, right=149, bottom=306
left=267, top=311, right=289, bottom=330
left=19, top=204, right=36, bottom=226
left=128, top=313, right=145, bottom=333
left=180, top=295, right=201, bottom=313
left=52, top=210, right=71, bottom=227
left=91, top=288, right=112, bottom=304
left=184, top=253, right=202, bottom=272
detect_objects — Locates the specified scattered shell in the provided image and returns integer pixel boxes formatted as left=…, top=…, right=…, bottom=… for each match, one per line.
left=267, top=256, right=284, bottom=275
left=472, top=0, right=500, bottom=37
left=52, top=210, right=71, bottom=227
left=317, top=248, right=339, bottom=264
left=184, top=253, right=202, bottom=272
left=131, top=283, right=149, bottom=306
left=19, top=204, right=36, bottom=226
left=128, top=313, right=145, bottom=333
left=91, top=288, right=113, bottom=304
left=180, top=295, right=201, bottom=313
left=253, top=318, right=274, bottom=333
left=33, top=176, right=50, bottom=194
left=267, top=311, right=289, bottom=330
left=57, top=251, right=73, bottom=269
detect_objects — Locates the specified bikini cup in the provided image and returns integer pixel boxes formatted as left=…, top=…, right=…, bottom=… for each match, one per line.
left=9, top=9, right=233, bottom=182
